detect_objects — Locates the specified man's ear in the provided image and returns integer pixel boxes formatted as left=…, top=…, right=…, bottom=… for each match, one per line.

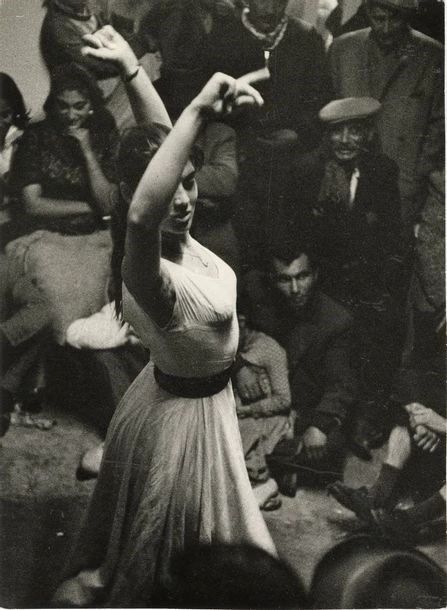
left=119, top=181, right=133, bottom=204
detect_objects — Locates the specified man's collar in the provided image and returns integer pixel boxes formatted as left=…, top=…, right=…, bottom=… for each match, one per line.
left=368, top=27, right=413, bottom=58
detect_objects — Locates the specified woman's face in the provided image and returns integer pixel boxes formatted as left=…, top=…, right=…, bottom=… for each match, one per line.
left=0, top=97, right=13, bottom=133
left=160, top=161, right=198, bottom=236
left=53, top=89, right=92, bottom=129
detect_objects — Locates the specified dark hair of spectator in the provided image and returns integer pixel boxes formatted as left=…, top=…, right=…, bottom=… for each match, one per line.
left=41, top=0, right=87, bottom=8
left=0, top=73, right=30, bottom=130
left=268, top=237, right=317, bottom=269
left=111, top=124, right=203, bottom=316
left=236, top=292, right=254, bottom=322
left=170, top=542, right=309, bottom=609
left=44, top=62, right=117, bottom=150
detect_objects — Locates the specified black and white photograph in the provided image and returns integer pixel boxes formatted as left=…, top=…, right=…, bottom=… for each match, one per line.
left=0, top=0, right=445, bottom=607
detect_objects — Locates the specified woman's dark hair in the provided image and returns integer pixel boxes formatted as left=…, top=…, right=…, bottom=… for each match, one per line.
left=110, top=124, right=203, bottom=316
left=44, top=62, right=117, bottom=150
left=0, top=73, right=30, bottom=129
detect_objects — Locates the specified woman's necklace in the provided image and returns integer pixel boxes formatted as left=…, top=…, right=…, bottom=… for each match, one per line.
left=184, top=249, right=209, bottom=268
left=241, top=8, right=288, bottom=70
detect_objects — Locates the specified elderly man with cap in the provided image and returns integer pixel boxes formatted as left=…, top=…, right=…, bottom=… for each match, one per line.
left=286, top=96, right=404, bottom=457
left=288, top=97, right=402, bottom=305
left=329, top=0, right=444, bottom=238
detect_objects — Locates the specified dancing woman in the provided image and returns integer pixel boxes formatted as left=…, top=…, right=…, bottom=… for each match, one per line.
left=53, top=26, right=276, bottom=607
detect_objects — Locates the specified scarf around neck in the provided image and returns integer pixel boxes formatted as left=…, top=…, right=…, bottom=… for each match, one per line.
left=241, top=7, right=288, bottom=51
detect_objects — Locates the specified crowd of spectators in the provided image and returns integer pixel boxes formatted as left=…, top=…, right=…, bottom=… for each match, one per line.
left=0, top=0, right=445, bottom=581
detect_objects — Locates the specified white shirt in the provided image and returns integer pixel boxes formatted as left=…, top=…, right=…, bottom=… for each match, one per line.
left=66, top=302, right=140, bottom=350
left=349, top=167, right=360, bottom=207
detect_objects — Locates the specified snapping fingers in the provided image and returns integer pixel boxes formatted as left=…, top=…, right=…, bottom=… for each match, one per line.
left=237, top=67, right=270, bottom=87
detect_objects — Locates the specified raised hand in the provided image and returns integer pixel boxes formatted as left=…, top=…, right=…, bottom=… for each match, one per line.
left=301, top=426, right=328, bottom=462
left=413, top=424, right=440, bottom=453
left=81, top=25, right=138, bottom=77
left=67, top=126, right=92, bottom=151
left=235, top=364, right=266, bottom=403
left=406, top=403, right=446, bottom=436
left=192, top=72, right=264, bottom=118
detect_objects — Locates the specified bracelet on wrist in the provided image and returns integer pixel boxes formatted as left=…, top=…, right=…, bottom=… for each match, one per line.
left=123, top=65, right=141, bottom=83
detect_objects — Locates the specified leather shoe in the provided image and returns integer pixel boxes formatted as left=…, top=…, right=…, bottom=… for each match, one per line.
left=277, top=471, right=298, bottom=497
left=328, top=482, right=374, bottom=521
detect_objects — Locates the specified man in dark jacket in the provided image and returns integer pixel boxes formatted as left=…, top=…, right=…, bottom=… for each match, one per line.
left=288, top=97, right=403, bottom=304
left=330, top=0, right=444, bottom=234
left=228, top=0, right=333, bottom=269
left=239, top=241, right=358, bottom=493
left=287, top=97, right=406, bottom=456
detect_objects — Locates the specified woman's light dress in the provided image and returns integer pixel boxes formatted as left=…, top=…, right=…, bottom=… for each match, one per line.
left=60, top=239, right=276, bottom=606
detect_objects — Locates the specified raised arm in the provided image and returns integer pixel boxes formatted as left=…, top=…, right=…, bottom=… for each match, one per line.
left=82, top=27, right=264, bottom=323
left=122, top=73, right=263, bottom=320
left=82, top=26, right=171, bottom=128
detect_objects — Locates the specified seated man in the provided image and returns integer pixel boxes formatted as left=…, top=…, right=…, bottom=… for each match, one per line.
left=240, top=241, right=358, bottom=495
left=329, top=312, right=445, bottom=542
left=234, top=303, right=292, bottom=510
left=289, top=97, right=403, bottom=306
left=288, top=97, right=405, bottom=454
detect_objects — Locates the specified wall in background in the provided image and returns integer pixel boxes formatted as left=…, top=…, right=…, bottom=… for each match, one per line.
left=0, top=0, right=49, bottom=118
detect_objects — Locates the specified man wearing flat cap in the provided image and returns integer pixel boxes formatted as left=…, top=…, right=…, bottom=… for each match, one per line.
left=330, top=0, right=444, bottom=237
left=287, top=96, right=404, bottom=456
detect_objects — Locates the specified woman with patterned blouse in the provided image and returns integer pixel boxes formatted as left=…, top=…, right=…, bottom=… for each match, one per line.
left=11, top=62, right=117, bottom=236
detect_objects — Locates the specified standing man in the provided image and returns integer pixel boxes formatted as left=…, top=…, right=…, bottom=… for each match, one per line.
left=330, top=0, right=444, bottom=235
left=228, top=0, right=333, bottom=269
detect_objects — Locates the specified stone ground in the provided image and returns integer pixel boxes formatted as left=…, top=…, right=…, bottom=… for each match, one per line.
left=0, top=405, right=445, bottom=608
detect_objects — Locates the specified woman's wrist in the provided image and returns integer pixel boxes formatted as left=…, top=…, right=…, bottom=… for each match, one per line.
left=185, top=99, right=208, bottom=126
left=123, top=64, right=141, bottom=83
left=119, top=52, right=140, bottom=81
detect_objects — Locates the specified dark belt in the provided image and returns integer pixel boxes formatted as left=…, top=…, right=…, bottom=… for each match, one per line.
left=153, top=364, right=233, bottom=398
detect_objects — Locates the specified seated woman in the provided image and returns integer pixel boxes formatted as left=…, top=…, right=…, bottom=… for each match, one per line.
left=0, top=75, right=49, bottom=434
left=234, top=299, right=292, bottom=510
left=0, top=73, right=29, bottom=221
left=11, top=62, right=117, bottom=236
left=4, top=64, right=118, bottom=412
left=40, top=0, right=151, bottom=130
